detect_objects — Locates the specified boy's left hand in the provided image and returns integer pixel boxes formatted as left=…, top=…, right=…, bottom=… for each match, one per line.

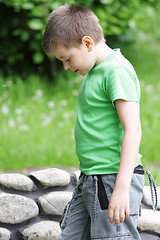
left=108, top=186, right=130, bottom=225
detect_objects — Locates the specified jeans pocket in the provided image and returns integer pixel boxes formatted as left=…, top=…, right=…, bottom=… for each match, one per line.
left=59, top=201, right=71, bottom=230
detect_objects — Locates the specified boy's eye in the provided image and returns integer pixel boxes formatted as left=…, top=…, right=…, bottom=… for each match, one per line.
left=66, top=58, right=70, bottom=62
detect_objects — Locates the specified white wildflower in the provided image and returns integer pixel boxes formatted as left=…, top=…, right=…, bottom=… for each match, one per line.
left=42, top=117, right=52, bottom=127
left=32, top=89, right=43, bottom=101
left=8, top=119, right=16, bottom=129
left=19, top=124, right=30, bottom=131
left=47, top=101, right=55, bottom=109
left=15, top=108, right=23, bottom=115
left=72, top=90, right=79, bottom=96
left=58, top=121, right=64, bottom=128
left=63, top=112, right=70, bottom=119
left=60, top=99, right=68, bottom=106
left=153, top=95, right=159, bottom=101
left=75, top=76, right=83, bottom=83
left=36, top=89, right=43, bottom=97
left=1, top=104, right=9, bottom=115
left=145, top=84, right=153, bottom=93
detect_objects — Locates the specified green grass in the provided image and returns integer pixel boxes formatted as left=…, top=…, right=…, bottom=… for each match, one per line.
left=0, top=73, right=82, bottom=171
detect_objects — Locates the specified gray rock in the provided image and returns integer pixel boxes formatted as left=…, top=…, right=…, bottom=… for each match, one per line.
left=0, top=193, right=39, bottom=224
left=140, top=232, right=160, bottom=240
left=20, top=221, right=61, bottom=240
left=0, top=173, right=34, bottom=191
left=29, top=168, right=70, bottom=187
left=0, top=228, right=11, bottom=240
left=138, top=209, right=160, bottom=234
left=39, top=191, right=72, bottom=215
left=143, top=186, right=160, bottom=209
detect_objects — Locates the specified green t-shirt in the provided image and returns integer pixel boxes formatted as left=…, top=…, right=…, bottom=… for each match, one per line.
left=74, top=49, right=142, bottom=175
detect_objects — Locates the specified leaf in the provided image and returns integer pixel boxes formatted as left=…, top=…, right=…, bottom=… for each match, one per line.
left=21, top=31, right=30, bottom=41
left=22, top=2, right=34, bottom=10
left=100, top=0, right=114, bottom=4
left=28, top=19, right=43, bottom=31
left=33, top=52, right=44, bottom=64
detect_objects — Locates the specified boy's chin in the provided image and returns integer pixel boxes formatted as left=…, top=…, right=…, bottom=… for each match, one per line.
left=78, top=70, right=88, bottom=76
left=73, top=69, right=88, bottom=76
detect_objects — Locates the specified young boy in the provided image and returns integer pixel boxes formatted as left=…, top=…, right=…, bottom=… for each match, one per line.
left=42, top=4, right=144, bottom=240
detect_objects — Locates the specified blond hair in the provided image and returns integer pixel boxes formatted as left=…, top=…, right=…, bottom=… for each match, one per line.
left=42, top=4, right=104, bottom=55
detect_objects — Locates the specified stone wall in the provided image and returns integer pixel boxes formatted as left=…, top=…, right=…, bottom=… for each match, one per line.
left=0, top=168, right=159, bottom=240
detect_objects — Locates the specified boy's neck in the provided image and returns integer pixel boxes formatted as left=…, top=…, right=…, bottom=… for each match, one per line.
left=94, top=41, right=113, bottom=66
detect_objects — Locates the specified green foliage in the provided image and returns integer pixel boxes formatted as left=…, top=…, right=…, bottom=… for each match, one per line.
left=0, top=0, right=159, bottom=77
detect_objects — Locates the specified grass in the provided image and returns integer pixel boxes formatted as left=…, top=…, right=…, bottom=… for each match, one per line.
left=0, top=73, right=81, bottom=171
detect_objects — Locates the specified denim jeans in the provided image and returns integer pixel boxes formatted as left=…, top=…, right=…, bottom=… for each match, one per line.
left=59, top=172, right=144, bottom=240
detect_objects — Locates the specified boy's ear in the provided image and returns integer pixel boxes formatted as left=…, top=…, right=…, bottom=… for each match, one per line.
left=81, top=36, right=94, bottom=51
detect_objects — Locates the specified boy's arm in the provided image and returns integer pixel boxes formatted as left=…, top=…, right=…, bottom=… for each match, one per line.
left=108, top=99, right=142, bottom=225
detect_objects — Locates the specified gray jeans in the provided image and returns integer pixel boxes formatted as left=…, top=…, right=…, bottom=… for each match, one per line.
left=60, top=172, right=144, bottom=240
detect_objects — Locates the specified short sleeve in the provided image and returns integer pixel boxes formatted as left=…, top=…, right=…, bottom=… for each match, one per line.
left=107, top=65, right=139, bottom=105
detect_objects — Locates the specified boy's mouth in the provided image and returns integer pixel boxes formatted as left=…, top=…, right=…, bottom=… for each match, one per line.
left=74, top=69, right=79, bottom=73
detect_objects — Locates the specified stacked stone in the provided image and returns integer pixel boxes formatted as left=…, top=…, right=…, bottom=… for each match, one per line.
left=138, top=186, right=160, bottom=239
left=0, top=168, right=76, bottom=240
left=0, top=168, right=159, bottom=240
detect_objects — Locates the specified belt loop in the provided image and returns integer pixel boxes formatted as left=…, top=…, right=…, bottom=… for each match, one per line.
left=93, top=175, right=98, bottom=221
left=144, top=170, right=158, bottom=211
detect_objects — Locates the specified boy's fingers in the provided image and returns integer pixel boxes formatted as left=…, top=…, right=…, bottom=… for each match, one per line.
left=125, top=209, right=130, bottom=218
left=114, top=209, right=120, bottom=225
left=108, top=209, right=114, bottom=224
left=120, top=209, right=125, bottom=223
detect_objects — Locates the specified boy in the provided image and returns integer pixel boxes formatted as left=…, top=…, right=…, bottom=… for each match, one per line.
left=42, top=4, right=144, bottom=240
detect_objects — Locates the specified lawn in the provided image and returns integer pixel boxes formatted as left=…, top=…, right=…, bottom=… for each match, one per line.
left=0, top=73, right=81, bottom=170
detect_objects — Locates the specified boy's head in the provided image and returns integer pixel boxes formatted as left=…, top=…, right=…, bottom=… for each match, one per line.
left=42, top=4, right=104, bottom=55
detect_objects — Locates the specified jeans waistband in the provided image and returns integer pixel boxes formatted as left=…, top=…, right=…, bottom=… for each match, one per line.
left=80, top=164, right=144, bottom=178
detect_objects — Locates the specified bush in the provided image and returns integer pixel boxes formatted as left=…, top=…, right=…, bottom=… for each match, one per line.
left=0, top=0, right=158, bottom=78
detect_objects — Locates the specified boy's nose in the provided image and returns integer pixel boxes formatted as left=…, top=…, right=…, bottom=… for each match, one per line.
left=63, top=62, right=70, bottom=71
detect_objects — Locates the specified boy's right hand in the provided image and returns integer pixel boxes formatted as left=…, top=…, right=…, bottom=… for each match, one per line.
left=108, top=186, right=130, bottom=225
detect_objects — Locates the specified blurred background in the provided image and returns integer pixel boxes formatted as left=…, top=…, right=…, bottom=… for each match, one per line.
left=0, top=0, right=160, bottom=184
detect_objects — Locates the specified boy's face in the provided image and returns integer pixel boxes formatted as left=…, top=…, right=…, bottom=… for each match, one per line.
left=52, top=41, right=96, bottom=76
